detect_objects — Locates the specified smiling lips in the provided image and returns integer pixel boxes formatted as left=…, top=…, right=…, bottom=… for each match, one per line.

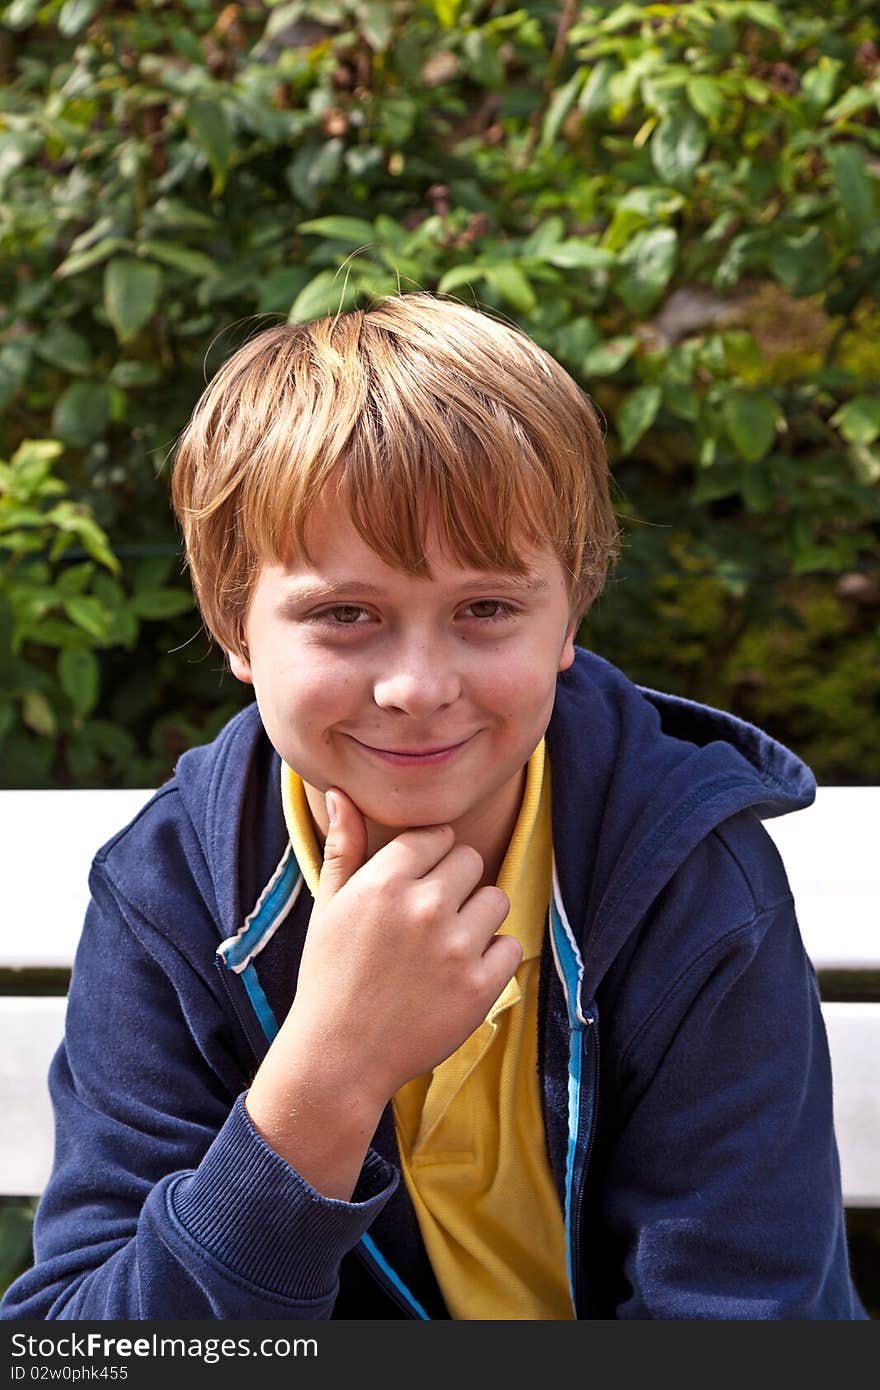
left=348, top=734, right=475, bottom=765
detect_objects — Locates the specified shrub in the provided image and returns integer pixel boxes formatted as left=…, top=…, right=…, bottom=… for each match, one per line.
left=0, top=0, right=878, bottom=786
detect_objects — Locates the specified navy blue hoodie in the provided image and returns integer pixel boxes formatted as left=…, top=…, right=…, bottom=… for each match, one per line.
left=0, top=649, right=867, bottom=1319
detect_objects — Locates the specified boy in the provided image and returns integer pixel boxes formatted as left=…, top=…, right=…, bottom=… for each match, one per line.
left=1, top=294, right=866, bottom=1319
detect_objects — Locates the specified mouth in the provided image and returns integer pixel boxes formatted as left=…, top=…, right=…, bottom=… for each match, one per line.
left=346, top=734, right=475, bottom=766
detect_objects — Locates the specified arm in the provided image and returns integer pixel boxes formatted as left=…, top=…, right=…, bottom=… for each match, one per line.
left=587, top=832, right=867, bottom=1320
left=0, top=863, right=397, bottom=1321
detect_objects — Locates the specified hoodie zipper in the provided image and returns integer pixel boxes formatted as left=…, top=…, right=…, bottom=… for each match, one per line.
left=570, top=1009, right=600, bottom=1317
left=214, top=954, right=266, bottom=1070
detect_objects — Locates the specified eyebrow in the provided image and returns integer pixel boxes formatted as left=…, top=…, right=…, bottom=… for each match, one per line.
left=279, top=575, right=551, bottom=605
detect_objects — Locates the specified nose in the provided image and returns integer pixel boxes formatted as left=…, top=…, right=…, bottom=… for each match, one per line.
left=372, top=638, right=461, bottom=717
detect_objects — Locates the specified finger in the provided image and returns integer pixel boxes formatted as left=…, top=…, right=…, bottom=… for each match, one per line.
left=459, top=884, right=511, bottom=943
left=315, top=786, right=368, bottom=905
left=478, top=932, right=523, bottom=1001
left=421, top=842, right=487, bottom=910
left=370, top=823, right=456, bottom=880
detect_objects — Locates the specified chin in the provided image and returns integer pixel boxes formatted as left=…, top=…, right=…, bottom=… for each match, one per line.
left=360, top=796, right=468, bottom=829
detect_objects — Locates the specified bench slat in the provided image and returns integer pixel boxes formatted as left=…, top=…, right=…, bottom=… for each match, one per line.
left=1, top=787, right=877, bottom=972
left=1, top=997, right=877, bottom=1205
left=0, top=790, right=153, bottom=969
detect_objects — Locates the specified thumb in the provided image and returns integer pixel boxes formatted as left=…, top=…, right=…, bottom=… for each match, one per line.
left=316, top=786, right=368, bottom=904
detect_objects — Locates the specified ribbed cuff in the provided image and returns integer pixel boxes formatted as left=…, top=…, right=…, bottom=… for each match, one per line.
left=169, top=1093, right=398, bottom=1302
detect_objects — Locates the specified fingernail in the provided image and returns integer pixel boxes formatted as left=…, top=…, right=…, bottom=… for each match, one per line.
left=325, top=791, right=338, bottom=825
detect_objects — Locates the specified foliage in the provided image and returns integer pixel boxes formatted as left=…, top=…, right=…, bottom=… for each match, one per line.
left=0, top=0, right=879, bottom=786
left=0, top=437, right=240, bottom=785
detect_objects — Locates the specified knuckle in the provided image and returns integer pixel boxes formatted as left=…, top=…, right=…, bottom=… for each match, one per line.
left=481, top=885, right=510, bottom=919
left=443, top=928, right=470, bottom=964
left=455, top=844, right=484, bottom=878
left=412, top=883, right=446, bottom=925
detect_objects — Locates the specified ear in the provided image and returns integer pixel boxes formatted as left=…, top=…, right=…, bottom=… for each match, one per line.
left=227, top=646, right=253, bottom=685
left=558, top=620, right=578, bottom=673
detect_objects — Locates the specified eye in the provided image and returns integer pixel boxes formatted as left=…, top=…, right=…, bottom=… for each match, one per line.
left=315, top=605, right=372, bottom=626
left=462, top=600, right=518, bottom=623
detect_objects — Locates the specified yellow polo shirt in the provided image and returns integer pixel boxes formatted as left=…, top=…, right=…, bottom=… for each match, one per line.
left=280, top=743, right=572, bottom=1320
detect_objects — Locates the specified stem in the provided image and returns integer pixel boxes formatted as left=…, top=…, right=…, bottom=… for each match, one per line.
left=516, top=0, right=579, bottom=172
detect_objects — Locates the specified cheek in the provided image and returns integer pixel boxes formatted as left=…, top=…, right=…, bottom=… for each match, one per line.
left=259, top=652, right=361, bottom=723
left=477, top=650, right=556, bottom=719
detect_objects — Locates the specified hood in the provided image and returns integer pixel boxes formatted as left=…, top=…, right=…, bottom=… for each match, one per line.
left=172, top=647, right=816, bottom=1000
left=546, top=649, right=816, bottom=1001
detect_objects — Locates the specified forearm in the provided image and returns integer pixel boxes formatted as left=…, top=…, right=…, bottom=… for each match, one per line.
left=245, top=1020, right=388, bottom=1203
left=2, top=1096, right=397, bottom=1321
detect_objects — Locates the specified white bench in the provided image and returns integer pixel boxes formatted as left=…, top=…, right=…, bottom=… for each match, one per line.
left=1, top=787, right=879, bottom=1204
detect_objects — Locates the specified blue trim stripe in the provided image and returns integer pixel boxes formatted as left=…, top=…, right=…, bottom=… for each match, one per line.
left=241, top=962, right=279, bottom=1043
left=359, top=1235, right=430, bottom=1319
left=218, top=848, right=302, bottom=972
left=549, top=868, right=587, bottom=1315
left=563, top=1029, right=583, bottom=1309
left=549, top=893, right=584, bottom=1030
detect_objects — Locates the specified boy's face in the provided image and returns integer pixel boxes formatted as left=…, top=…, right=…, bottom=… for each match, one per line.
left=229, top=497, right=577, bottom=864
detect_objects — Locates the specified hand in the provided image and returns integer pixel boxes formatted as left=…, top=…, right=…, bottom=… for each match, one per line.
left=287, top=785, right=520, bottom=1108
left=245, top=787, right=520, bottom=1196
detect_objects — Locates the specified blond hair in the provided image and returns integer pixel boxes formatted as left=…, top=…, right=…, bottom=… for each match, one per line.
left=171, top=292, right=619, bottom=654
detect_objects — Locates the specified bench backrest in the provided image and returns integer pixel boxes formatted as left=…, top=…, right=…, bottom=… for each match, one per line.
left=1, top=787, right=878, bottom=1202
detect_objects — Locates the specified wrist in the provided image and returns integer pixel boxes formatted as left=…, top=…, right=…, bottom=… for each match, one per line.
left=245, top=1048, right=386, bottom=1201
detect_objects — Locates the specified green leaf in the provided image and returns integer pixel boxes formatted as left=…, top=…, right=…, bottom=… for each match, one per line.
left=848, top=443, right=880, bottom=484
left=9, top=439, right=63, bottom=477
left=617, top=385, right=662, bottom=453
left=521, top=218, right=565, bottom=258
left=187, top=99, right=233, bottom=193
left=770, top=227, right=829, bottom=296
left=740, top=466, right=773, bottom=512
left=462, top=30, right=504, bottom=89
left=297, top=216, right=377, bottom=246
left=54, top=237, right=132, bottom=280
left=22, top=690, right=56, bottom=738
left=832, top=396, right=880, bottom=446
left=484, top=264, right=536, bottom=314
left=827, top=143, right=876, bottom=244
left=651, top=112, right=707, bottom=186
left=287, top=139, right=344, bottom=211
left=138, top=241, right=218, bottom=278
left=129, top=589, right=193, bottom=620
left=63, top=595, right=110, bottom=641
left=583, top=336, right=638, bottom=377
left=615, top=228, right=678, bottom=313
left=554, top=317, right=600, bottom=368
left=58, top=0, right=98, bottom=37
left=541, top=70, right=585, bottom=149
left=59, top=647, right=99, bottom=716
left=52, top=382, right=111, bottom=448
left=825, top=86, right=875, bottom=124
left=723, top=389, right=778, bottom=463
left=34, top=324, right=93, bottom=376
left=0, top=342, right=31, bottom=414
left=358, top=1, right=394, bottom=52
left=433, top=0, right=462, bottom=27
left=579, top=59, right=614, bottom=120
left=687, top=76, right=725, bottom=123
left=289, top=270, right=359, bottom=325
left=800, top=59, right=842, bottom=112
left=437, top=264, right=488, bottom=294
left=5, top=0, right=41, bottom=32
left=740, top=2, right=784, bottom=32
left=104, top=259, right=162, bottom=344
left=109, top=361, right=161, bottom=389
left=545, top=240, right=615, bottom=270
left=256, top=268, right=313, bottom=315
